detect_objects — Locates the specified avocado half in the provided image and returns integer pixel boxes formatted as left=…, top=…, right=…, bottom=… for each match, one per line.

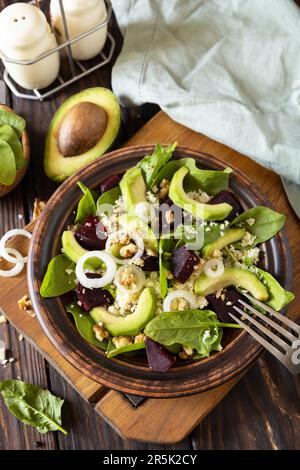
left=44, top=88, right=121, bottom=182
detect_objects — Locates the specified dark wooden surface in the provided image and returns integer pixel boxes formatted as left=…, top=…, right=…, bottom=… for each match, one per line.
left=0, top=0, right=299, bottom=450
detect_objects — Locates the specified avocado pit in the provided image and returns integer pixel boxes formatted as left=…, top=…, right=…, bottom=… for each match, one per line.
left=58, top=102, right=108, bottom=157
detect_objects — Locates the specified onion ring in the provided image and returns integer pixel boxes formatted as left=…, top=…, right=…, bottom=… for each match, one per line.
left=114, top=265, right=145, bottom=294
left=203, top=258, right=225, bottom=278
left=0, top=229, right=32, bottom=264
left=0, top=247, right=25, bottom=278
left=75, top=251, right=117, bottom=289
left=105, top=230, right=144, bottom=265
left=163, top=290, right=197, bottom=312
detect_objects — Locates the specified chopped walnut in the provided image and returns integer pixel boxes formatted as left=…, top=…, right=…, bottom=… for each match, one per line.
left=157, top=179, right=170, bottom=199
left=171, top=297, right=189, bottom=311
left=93, top=324, right=109, bottom=342
left=182, top=345, right=194, bottom=356
left=0, top=314, right=8, bottom=325
left=179, top=351, right=188, bottom=360
left=165, top=270, right=174, bottom=280
left=33, top=199, right=46, bottom=221
left=134, top=332, right=145, bottom=344
left=165, top=209, right=174, bottom=225
left=119, top=243, right=138, bottom=259
left=18, top=295, right=35, bottom=318
left=112, top=336, right=133, bottom=349
left=216, top=288, right=226, bottom=300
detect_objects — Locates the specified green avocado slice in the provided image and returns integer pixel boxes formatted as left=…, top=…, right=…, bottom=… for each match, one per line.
left=44, top=88, right=121, bottom=182
left=61, top=231, right=101, bottom=269
left=202, top=228, right=246, bottom=258
left=195, top=267, right=269, bottom=301
left=90, top=287, right=157, bottom=336
left=169, top=166, right=233, bottom=221
left=120, top=166, right=147, bottom=214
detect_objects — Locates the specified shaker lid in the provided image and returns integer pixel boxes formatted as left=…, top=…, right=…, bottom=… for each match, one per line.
left=0, top=3, right=49, bottom=51
left=51, top=0, right=104, bottom=15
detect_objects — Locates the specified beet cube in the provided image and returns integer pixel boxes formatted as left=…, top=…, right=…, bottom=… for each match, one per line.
left=141, top=254, right=159, bottom=272
left=76, top=273, right=114, bottom=312
left=145, top=337, right=176, bottom=372
left=75, top=215, right=107, bottom=251
left=210, top=191, right=241, bottom=223
left=171, top=246, right=200, bottom=283
left=100, top=174, right=121, bottom=194
left=207, top=288, right=245, bottom=323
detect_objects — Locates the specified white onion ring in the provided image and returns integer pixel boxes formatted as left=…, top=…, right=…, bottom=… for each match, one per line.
left=0, top=229, right=32, bottom=264
left=0, top=247, right=25, bottom=278
left=203, top=258, right=225, bottom=278
left=114, top=265, right=145, bottom=294
left=76, top=251, right=117, bottom=289
left=105, top=230, right=144, bottom=265
left=135, top=202, right=156, bottom=223
left=163, top=290, right=197, bottom=312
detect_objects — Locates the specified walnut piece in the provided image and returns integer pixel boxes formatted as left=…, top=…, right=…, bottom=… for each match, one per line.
left=18, top=294, right=36, bottom=318
left=112, top=336, right=133, bottom=349
left=32, top=199, right=46, bottom=221
left=93, top=324, right=109, bottom=342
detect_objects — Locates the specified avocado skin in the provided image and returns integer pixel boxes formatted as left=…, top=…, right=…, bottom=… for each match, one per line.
left=90, top=287, right=157, bottom=337
left=44, top=88, right=121, bottom=182
left=195, top=267, right=269, bottom=301
left=169, top=167, right=233, bottom=221
left=202, top=228, right=246, bottom=258
left=120, top=166, right=147, bottom=213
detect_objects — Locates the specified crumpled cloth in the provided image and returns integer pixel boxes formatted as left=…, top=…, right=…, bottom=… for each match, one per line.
left=111, top=0, right=300, bottom=184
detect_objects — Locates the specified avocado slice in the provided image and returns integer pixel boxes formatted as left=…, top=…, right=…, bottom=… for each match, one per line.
left=169, top=166, right=233, bottom=221
left=44, top=88, right=121, bottom=182
left=61, top=231, right=101, bottom=269
left=90, top=287, right=157, bottom=336
left=118, top=214, right=158, bottom=254
left=202, top=228, right=246, bottom=258
left=195, top=267, right=269, bottom=301
left=120, top=166, right=147, bottom=214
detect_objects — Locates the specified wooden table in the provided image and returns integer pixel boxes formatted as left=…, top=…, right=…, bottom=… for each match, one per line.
left=0, top=0, right=299, bottom=451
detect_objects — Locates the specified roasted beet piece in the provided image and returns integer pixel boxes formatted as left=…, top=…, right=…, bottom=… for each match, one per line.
left=141, top=253, right=159, bottom=271
left=171, top=245, right=200, bottom=283
left=207, top=288, right=245, bottom=323
left=100, top=174, right=121, bottom=194
left=145, top=337, right=176, bottom=372
left=75, top=215, right=107, bottom=251
left=76, top=273, right=114, bottom=312
left=210, top=191, right=241, bottom=223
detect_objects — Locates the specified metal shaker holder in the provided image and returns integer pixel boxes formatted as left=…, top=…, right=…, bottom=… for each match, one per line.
left=0, top=0, right=115, bottom=101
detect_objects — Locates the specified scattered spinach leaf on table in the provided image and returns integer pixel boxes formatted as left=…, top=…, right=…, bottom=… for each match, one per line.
left=0, top=380, right=67, bottom=435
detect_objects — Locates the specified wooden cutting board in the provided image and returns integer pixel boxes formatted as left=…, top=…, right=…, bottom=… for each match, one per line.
left=0, top=111, right=299, bottom=444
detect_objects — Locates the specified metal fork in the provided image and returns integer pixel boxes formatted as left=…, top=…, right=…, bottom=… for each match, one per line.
left=229, top=293, right=300, bottom=374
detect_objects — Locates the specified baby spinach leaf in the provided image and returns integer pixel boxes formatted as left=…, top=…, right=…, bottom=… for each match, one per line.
left=40, top=254, right=76, bottom=298
left=0, top=109, right=26, bottom=138
left=144, top=310, right=240, bottom=357
left=138, top=142, right=177, bottom=188
left=256, top=267, right=294, bottom=311
left=231, top=206, right=286, bottom=246
left=159, top=238, right=174, bottom=299
left=0, top=380, right=67, bottom=435
left=106, top=339, right=145, bottom=358
left=153, top=158, right=231, bottom=195
left=66, top=303, right=106, bottom=350
left=0, top=124, right=25, bottom=170
left=96, top=186, right=121, bottom=214
left=0, top=139, right=16, bottom=185
left=75, top=181, right=97, bottom=223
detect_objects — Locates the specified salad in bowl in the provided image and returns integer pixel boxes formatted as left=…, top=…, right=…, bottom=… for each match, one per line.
left=40, top=144, right=294, bottom=372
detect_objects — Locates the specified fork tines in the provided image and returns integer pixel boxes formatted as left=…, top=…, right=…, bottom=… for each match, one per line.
left=229, top=292, right=300, bottom=375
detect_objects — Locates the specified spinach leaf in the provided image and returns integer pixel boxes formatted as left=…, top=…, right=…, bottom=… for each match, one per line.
left=96, top=186, right=121, bottom=214
left=75, top=181, right=96, bottom=223
left=0, top=109, right=26, bottom=138
left=159, top=238, right=174, bottom=299
left=0, top=139, right=16, bottom=185
left=256, top=268, right=294, bottom=311
left=40, top=254, right=76, bottom=298
left=144, top=310, right=240, bottom=357
left=231, top=206, right=285, bottom=246
left=0, top=124, right=25, bottom=170
left=106, top=339, right=145, bottom=358
left=138, top=143, right=177, bottom=188
left=152, top=158, right=231, bottom=195
left=66, top=303, right=106, bottom=349
left=0, top=380, right=67, bottom=435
